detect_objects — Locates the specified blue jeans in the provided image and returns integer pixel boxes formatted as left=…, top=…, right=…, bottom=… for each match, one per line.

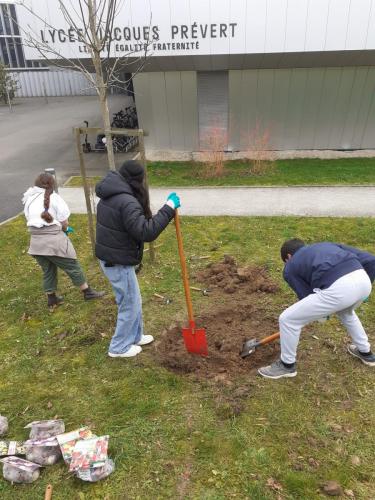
left=100, top=262, right=143, bottom=354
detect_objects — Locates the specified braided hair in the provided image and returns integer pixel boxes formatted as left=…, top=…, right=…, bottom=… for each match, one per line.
left=34, top=173, right=55, bottom=223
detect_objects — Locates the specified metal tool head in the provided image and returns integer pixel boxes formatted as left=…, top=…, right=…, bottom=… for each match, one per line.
left=240, top=338, right=258, bottom=358
left=182, top=326, right=208, bottom=356
left=154, top=293, right=172, bottom=305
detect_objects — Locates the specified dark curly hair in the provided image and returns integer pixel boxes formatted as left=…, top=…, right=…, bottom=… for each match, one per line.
left=280, top=238, right=305, bottom=262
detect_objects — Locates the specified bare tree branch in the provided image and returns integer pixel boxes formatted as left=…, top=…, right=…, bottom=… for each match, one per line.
left=16, top=0, right=151, bottom=169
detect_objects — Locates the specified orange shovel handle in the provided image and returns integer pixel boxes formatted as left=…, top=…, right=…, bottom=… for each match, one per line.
left=259, top=332, right=280, bottom=346
left=174, top=210, right=195, bottom=326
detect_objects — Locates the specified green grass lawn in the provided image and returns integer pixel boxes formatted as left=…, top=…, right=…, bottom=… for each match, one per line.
left=1, top=216, right=375, bottom=499
left=65, top=158, right=375, bottom=187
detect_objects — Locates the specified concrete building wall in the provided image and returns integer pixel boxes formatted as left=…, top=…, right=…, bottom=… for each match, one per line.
left=12, top=70, right=97, bottom=97
left=229, top=66, right=375, bottom=150
left=133, top=71, right=199, bottom=151
left=135, top=67, right=375, bottom=153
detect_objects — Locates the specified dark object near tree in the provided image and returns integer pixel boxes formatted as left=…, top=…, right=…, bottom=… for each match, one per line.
left=111, top=106, right=139, bottom=153
left=82, top=105, right=139, bottom=154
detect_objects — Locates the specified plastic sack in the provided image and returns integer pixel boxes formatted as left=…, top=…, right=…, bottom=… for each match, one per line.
left=25, top=419, right=65, bottom=440
left=76, top=458, right=115, bottom=482
left=0, top=416, right=8, bottom=436
left=25, top=437, right=61, bottom=466
left=0, top=441, right=26, bottom=457
left=1, top=457, right=41, bottom=484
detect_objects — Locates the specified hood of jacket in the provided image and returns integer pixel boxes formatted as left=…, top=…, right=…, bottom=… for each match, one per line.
left=22, top=186, right=45, bottom=205
left=95, top=171, right=134, bottom=200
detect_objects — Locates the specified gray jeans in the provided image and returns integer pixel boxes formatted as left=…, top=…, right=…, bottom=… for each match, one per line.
left=280, top=270, right=372, bottom=364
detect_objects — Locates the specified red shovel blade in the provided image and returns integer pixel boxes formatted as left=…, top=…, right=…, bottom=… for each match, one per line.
left=182, top=326, right=208, bottom=356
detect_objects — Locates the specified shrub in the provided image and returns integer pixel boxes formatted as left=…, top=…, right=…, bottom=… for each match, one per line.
left=243, top=121, right=276, bottom=176
left=199, top=125, right=228, bottom=178
left=0, top=62, right=18, bottom=104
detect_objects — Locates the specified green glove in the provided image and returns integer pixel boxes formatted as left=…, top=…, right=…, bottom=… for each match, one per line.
left=166, top=192, right=181, bottom=209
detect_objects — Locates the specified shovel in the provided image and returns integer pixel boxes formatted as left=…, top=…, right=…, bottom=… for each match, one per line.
left=240, top=332, right=280, bottom=358
left=174, top=209, right=208, bottom=356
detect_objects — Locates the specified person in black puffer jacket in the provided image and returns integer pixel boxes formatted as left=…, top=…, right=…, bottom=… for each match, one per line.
left=95, top=160, right=180, bottom=358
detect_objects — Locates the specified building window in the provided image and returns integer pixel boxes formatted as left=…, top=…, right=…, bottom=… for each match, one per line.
left=0, top=3, right=26, bottom=68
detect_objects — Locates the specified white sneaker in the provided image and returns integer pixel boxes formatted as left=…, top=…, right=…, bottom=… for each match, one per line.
left=137, top=334, right=154, bottom=346
left=108, top=345, right=142, bottom=358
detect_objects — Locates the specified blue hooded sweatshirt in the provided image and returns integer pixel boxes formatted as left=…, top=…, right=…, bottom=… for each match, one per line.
left=283, top=242, right=375, bottom=300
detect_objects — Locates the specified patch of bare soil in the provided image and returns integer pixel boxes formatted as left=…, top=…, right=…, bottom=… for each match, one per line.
left=195, top=255, right=278, bottom=295
left=155, top=256, right=281, bottom=414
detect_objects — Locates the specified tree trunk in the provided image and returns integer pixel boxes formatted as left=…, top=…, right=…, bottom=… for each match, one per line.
left=87, top=0, right=116, bottom=171
left=98, top=82, right=116, bottom=171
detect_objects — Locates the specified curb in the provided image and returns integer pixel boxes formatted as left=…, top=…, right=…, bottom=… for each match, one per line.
left=0, top=212, right=22, bottom=226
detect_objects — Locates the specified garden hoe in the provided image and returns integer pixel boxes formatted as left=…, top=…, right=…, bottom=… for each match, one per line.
left=153, top=293, right=173, bottom=305
left=44, top=484, right=53, bottom=500
left=174, top=209, right=208, bottom=356
left=190, top=286, right=211, bottom=296
left=240, top=332, right=280, bottom=358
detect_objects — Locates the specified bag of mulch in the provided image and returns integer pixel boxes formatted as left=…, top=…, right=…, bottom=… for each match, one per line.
left=25, top=437, right=62, bottom=466
left=0, top=416, right=8, bottom=436
left=0, top=441, right=26, bottom=457
left=25, top=419, right=65, bottom=440
left=1, top=456, right=41, bottom=483
left=76, top=458, right=115, bottom=482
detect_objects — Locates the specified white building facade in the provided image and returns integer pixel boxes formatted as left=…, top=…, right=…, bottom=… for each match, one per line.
left=8, top=0, right=375, bottom=152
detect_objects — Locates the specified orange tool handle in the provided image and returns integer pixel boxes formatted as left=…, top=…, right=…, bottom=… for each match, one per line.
left=259, top=332, right=280, bottom=346
left=174, top=210, right=195, bottom=327
left=45, top=484, right=53, bottom=500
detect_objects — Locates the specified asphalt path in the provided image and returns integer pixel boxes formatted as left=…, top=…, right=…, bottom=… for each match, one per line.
left=0, top=95, right=128, bottom=223
left=60, top=185, right=375, bottom=217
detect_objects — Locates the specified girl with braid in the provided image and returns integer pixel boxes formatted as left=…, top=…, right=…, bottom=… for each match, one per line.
left=22, top=173, right=104, bottom=308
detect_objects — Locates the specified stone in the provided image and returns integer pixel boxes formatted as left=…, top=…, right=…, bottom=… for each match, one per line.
left=322, top=480, right=344, bottom=496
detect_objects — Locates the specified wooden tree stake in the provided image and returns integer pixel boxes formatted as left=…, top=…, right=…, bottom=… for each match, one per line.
left=75, top=127, right=96, bottom=258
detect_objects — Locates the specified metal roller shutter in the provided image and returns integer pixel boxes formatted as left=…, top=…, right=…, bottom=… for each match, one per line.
left=197, top=71, right=229, bottom=150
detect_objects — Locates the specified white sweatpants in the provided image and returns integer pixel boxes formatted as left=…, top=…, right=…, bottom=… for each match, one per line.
left=280, top=269, right=372, bottom=364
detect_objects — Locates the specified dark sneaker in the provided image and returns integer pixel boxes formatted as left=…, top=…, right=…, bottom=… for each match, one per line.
left=47, top=293, right=64, bottom=308
left=258, top=359, right=297, bottom=379
left=347, top=344, right=375, bottom=366
left=83, top=287, right=105, bottom=301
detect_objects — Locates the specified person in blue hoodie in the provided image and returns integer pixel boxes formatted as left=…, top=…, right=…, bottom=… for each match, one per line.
left=95, top=160, right=180, bottom=359
left=259, top=239, right=375, bottom=379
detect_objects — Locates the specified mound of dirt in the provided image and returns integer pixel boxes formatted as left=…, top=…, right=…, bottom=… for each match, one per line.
left=156, top=302, right=279, bottom=381
left=195, top=255, right=279, bottom=294
left=156, top=257, right=281, bottom=387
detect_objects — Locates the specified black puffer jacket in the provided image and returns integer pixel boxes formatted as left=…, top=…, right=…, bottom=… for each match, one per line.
left=95, top=171, right=175, bottom=265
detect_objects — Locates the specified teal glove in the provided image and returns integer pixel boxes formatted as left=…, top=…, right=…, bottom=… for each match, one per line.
left=64, top=226, right=74, bottom=235
left=166, top=192, right=181, bottom=210
left=363, top=296, right=370, bottom=303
